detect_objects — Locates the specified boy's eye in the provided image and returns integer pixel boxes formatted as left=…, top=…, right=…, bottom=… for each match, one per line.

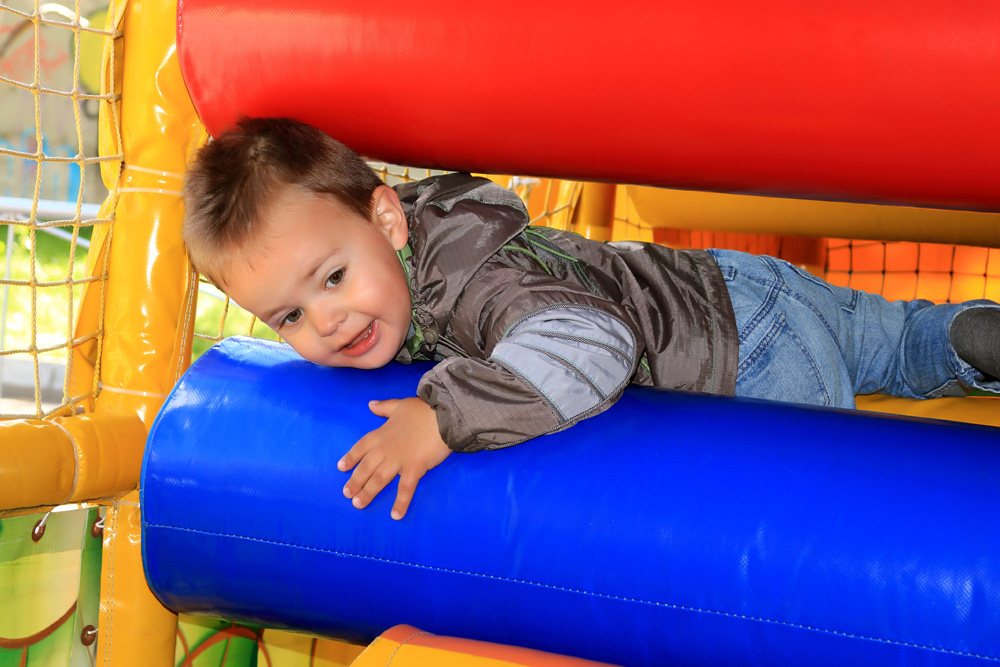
left=326, top=269, right=345, bottom=287
left=283, top=308, right=303, bottom=325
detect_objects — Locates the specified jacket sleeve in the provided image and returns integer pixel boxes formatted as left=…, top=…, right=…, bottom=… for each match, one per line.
left=416, top=268, right=643, bottom=453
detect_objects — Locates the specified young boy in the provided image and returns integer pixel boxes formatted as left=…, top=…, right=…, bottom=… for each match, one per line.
left=183, top=117, right=1000, bottom=520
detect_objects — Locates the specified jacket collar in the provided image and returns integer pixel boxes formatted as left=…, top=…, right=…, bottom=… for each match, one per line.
left=395, top=174, right=529, bottom=360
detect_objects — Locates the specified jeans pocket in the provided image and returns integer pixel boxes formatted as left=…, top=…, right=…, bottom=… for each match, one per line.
left=736, top=311, right=833, bottom=407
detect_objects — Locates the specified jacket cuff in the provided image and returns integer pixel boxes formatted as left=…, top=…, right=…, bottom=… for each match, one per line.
left=417, top=372, right=481, bottom=453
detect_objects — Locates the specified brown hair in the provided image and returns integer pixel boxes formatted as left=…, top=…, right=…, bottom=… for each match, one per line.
left=182, top=116, right=383, bottom=284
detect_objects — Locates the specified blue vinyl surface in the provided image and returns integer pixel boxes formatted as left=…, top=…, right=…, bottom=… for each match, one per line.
left=141, top=336, right=1000, bottom=665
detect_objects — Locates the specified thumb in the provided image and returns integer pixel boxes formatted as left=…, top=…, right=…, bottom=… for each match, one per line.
left=368, top=398, right=401, bottom=417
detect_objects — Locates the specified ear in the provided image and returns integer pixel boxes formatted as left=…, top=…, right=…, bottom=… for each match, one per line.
left=371, top=185, right=408, bottom=251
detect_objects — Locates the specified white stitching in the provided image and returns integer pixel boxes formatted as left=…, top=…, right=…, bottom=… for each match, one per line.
left=143, top=523, right=1000, bottom=662
left=386, top=630, right=432, bottom=665
left=102, top=500, right=117, bottom=667
left=52, top=420, right=79, bottom=502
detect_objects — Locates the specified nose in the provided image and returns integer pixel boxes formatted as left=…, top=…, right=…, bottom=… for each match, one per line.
left=311, top=305, right=345, bottom=337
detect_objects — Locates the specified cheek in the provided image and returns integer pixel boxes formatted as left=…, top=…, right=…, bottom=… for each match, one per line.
left=387, top=277, right=413, bottom=325
left=284, top=331, right=325, bottom=364
left=362, top=268, right=411, bottom=316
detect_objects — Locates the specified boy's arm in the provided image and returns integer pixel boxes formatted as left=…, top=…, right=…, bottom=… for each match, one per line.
left=341, top=267, right=643, bottom=517
left=421, top=269, right=644, bottom=453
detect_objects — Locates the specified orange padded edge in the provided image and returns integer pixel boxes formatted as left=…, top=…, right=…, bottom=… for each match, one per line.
left=352, top=625, right=618, bottom=666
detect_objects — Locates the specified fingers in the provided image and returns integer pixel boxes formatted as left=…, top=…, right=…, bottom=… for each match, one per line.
left=337, top=430, right=377, bottom=472
left=340, top=399, right=403, bottom=471
left=341, top=451, right=426, bottom=520
left=347, top=458, right=399, bottom=511
left=368, top=398, right=400, bottom=418
left=390, top=473, right=421, bottom=521
left=340, top=397, right=444, bottom=520
left=342, top=442, right=389, bottom=504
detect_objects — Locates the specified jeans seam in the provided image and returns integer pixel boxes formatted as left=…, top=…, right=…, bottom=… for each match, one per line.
left=762, top=256, right=841, bottom=341
left=738, top=261, right=840, bottom=345
left=739, top=312, right=832, bottom=406
left=738, top=279, right=782, bottom=345
left=923, top=378, right=960, bottom=399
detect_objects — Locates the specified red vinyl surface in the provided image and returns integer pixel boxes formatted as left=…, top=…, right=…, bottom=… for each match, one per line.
left=177, top=0, right=1000, bottom=211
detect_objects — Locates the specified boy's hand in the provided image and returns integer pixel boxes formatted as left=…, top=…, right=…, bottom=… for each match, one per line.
left=338, top=397, right=451, bottom=520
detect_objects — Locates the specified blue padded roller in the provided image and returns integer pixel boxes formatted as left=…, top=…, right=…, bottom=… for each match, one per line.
left=142, top=336, right=1000, bottom=666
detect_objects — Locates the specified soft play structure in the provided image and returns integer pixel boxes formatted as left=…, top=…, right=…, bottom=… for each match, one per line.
left=1, top=0, right=999, bottom=666
left=140, top=0, right=1000, bottom=665
left=143, top=336, right=1000, bottom=666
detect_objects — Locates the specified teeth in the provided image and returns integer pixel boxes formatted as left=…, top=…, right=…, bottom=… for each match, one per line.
left=347, top=322, right=374, bottom=348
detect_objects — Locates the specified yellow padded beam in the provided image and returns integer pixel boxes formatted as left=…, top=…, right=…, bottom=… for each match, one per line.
left=627, top=187, right=1000, bottom=247
left=0, top=411, right=145, bottom=511
left=857, top=395, right=1000, bottom=427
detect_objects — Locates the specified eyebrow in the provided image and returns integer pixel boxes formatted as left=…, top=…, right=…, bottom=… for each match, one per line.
left=260, top=303, right=290, bottom=326
left=303, top=255, right=329, bottom=283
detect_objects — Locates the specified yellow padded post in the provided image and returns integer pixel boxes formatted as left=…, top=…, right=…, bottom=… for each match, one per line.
left=571, top=182, right=616, bottom=242
left=0, top=411, right=145, bottom=511
left=68, top=0, right=209, bottom=663
left=258, top=629, right=365, bottom=667
left=99, top=489, right=179, bottom=663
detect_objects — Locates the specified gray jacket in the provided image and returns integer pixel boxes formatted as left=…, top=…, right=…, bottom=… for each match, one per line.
left=394, top=174, right=738, bottom=453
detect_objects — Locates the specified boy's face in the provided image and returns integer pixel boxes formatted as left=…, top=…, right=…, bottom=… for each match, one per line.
left=222, top=184, right=412, bottom=370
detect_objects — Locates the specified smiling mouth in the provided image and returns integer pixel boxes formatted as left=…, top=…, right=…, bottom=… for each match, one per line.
left=345, top=322, right=375, bottom=349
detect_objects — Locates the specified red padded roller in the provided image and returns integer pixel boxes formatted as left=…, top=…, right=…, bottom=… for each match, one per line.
left=177, top=0, right=1000, bottom=211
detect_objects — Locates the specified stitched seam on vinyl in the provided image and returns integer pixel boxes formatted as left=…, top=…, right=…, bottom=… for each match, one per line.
left=387, top=630, right=432, bottom=664
left=52, top=421, right=79, bottom=501
left=144, top=524, right=999, bottom=662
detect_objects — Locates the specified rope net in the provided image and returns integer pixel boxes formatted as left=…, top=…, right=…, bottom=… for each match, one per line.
left=0, top=0, right=119, bottom=419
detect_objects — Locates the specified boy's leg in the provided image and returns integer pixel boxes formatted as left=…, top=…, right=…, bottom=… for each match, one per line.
left=951, top=308, right=1000, bottom=381
left=838, top=295, right=1000, bottom=398
left=708, top=249, right=1000, bottom=407
left=708, top=249, right=858, bottom=408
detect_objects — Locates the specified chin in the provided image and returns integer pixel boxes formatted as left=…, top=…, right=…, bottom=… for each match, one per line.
left=355, top=354, right=395, bottom=370
left=329, top=350, right=392, bottom=370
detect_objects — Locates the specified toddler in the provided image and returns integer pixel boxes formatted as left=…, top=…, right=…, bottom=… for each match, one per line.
left=183, top=117, right=1000, bottom=519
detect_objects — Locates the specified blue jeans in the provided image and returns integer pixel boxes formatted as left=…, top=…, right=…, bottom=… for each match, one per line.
left=707, top=249, right=1000, bottom=408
